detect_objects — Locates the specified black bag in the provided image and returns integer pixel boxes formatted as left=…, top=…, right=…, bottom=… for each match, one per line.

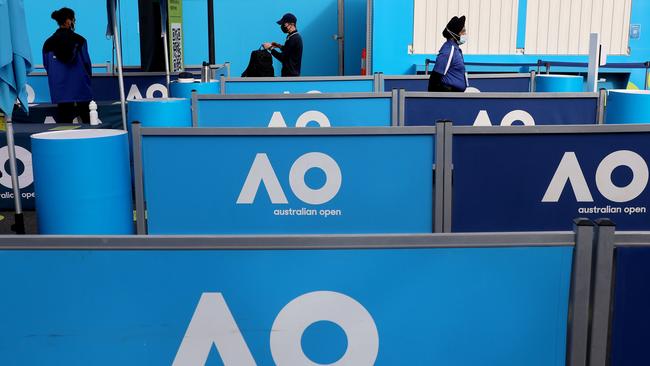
left=241, top=48, right=274, bottom=77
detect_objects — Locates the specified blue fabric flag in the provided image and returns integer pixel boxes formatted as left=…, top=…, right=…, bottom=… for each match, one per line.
left=106, top=0, right=117, bottom=37
left=0, top=0, right=33, bottom=115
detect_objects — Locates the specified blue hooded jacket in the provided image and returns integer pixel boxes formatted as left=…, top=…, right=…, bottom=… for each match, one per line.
left=432, top=39, right=468, bottom=92
left=42, top=28, right=92, bottom=103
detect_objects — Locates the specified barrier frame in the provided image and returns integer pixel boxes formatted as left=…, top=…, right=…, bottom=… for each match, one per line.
left=381, top=72, right=537, bottom=93
left=191, top=91, right=399, bottom=127
left=219, top=75, right=381, bottom=94
left=132, top=124, right=444, bottom=235
left=399, top=91, right=602, bottom=126
left=0, top=222, right=594, bottom=366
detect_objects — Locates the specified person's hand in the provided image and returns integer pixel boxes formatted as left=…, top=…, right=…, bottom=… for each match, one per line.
left=262, top=42, right=273, bottom=50
left=272, top=42, right=282, bottom=49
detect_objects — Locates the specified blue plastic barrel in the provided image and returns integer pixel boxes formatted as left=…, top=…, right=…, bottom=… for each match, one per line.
left=605, top=90, right=650, bottom=124
left=127, top=98, right=191, bottom=128
left=535, top=75, right=584, bottom=92
left=31, top=129, right=134, bottom=234
left=169, top=80, right=220, bottom=99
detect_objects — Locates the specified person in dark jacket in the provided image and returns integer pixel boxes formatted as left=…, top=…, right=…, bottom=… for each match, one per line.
left=262, top=13, right=303, bottom=77
left=42, top=7, right=93, bottom=123
left=428, top=16, right=468, bottom=92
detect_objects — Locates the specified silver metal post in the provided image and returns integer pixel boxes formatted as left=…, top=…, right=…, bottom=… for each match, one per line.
left=4, top=113, right=25, bottom=234
left=162, top=32, right=171, bottom=89
left=337, top=0, right=345, bottom=76
left=566, top=218, right=595, bottom=366
left=588, top=219, right=617, bottom=366
left=111, top=0, right=128, bottom=131
left=5, top=114, right=22, bottom=216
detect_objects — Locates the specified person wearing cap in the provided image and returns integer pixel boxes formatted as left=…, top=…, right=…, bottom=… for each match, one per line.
left=428, top=16, right=468, bottom=92
left=43, top=7, right=93, bottom=123
left=262, top=13, right=303, bottom=77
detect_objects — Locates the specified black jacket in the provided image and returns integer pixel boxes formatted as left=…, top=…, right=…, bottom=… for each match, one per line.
left=271, top=31, right=303, bottom=77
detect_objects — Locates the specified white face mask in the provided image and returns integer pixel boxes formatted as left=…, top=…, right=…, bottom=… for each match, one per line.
left=459, top=35, right=468, bottom=45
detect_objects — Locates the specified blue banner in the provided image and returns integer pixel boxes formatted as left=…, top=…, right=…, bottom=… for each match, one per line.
left=196, top=96, right=393, bottom=127
left=26, top=74, right=171, bottom=103
left=611, top=247, right=650, bottom=366
left=224, top=79, right=374, bottom=94
left=141, top=133, right=434, bottom=234
left=452, top=132, right=650, bottom=231
left=0, top=245, right=572, bottom=365
left=404, top=94, right=598, bottom=126
left=384, top=76, right=531, bottom=92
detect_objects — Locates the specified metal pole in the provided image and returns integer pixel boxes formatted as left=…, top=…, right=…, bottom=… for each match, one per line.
left=337, top=0, right=345, bottom=76
left=208, top=0, right=215, bottom=65
left=3, top=114, right=25, bottom=234
left=111, top=0, right=128, bottom=131
left=160, top=3, right=171, bottom=89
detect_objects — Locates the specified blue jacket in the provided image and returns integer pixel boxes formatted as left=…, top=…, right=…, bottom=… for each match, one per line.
left=432, top=39, right=467, bottom=92
left=42, top=29, right=92, bottom=103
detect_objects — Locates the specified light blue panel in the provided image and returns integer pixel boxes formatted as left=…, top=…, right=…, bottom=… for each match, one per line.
left=182, top=0, right=208, bottom=65
left=214, top=1, right=339, bottom=76
left=169, top=81, right=220, bottom=99
left=142, top=134, right=434, bottom=234
left=605, top=90, right=650, bottom=124
left=344, top=0, right=367, bottom=75
left=30, top=130, right=134, bottom=234
left=516, top=0, right=528, bottom=49
left=372, top=0, right=418, bottom=74
left=24, top=0, right=140, bottom=67
left=0, top=245, right=572, bottom=365
left=226, top=79, right=374, bottom=94
left=25, top=74, right=51, bottom=104
left=196, top=97, right=392, bottom=127
left=535, top=75, right=584, bottom=92
left=127, top=98, right=191, bottom=128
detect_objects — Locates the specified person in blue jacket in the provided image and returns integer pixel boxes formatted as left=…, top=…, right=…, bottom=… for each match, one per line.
left=42, top=7, right=93, bottom=123
left=428, top=16, right=468, bottom=92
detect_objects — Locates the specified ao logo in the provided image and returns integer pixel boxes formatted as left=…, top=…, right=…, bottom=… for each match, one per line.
left=268, top=111, right=331, bottom=128
left=237, top=152, right=342, bottom=205
left=473, top=110, right=535, bottom=126
left=126, top=83, right=168, bottom=100
left=0, top=146, right=33, bottom=189
left=173, top=291, right=379, bottom=366
left=542, top=150, right=649, bottom=203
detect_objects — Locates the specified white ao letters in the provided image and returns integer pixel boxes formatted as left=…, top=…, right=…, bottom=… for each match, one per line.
left=542, top=150, right=649, bottom=203
left=237, top=152, right=342, bottom=205
left=268, top=110, right=331, bottom=128
left=472, top=109, right=535, bottom=126
left=172, top=291, right=379, bottom=366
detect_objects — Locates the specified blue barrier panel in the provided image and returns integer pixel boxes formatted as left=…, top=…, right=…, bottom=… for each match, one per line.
left=384, top=74, right=532, bottom=93
left=611, top=246, right=650, bottom=366
left=26, top=73, right=171, bottom=104
left=0, top=236, right=573, bottom=365
left=194, top=93, right=396, bottom=127
left=404, top=92, right=599, bottom=126
left=224, top=76, right=376, bottom=94
left=450, top=126, right=650, bottom=231
left=136, top=128, right=435, bottom=234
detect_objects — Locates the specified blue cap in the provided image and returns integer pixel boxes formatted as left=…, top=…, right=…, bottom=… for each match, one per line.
left=276, top=13, right=297, bottom=25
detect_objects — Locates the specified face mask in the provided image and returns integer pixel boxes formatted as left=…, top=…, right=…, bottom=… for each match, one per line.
left=281, top=24, right=289, bottom=33
left=458, top=35, right=468, bottom=45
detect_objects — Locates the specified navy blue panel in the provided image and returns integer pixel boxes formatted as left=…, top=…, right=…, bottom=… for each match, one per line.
left=452, top=133, right=650, bottom=231
left=611, top=247, right=650, bottom=366
left=405, top=96, right=597, bottom=126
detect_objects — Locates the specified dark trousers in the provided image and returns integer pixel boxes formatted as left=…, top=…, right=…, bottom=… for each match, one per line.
left=57, top=101, right=91, bottom=124
left=427, top=72, right=462, bottom=92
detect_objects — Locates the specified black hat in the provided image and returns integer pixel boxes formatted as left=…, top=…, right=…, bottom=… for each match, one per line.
left=277, top=13, right=297, bottom=25
left=442, top=15, right=466, bottom=39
